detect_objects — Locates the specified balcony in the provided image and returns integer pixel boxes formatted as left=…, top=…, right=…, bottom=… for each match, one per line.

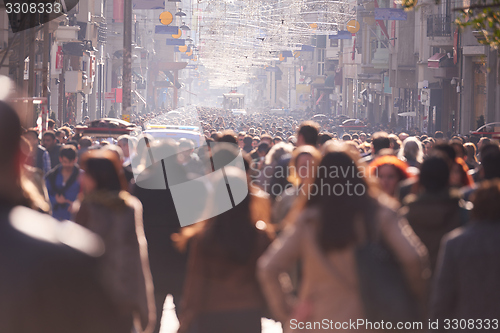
left=427, top=15, right=452, bottom=37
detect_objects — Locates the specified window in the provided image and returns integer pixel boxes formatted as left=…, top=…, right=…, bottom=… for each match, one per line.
left=317, top=48, right=325, bottom=76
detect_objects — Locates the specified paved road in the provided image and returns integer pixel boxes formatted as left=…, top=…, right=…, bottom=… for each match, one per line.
left=159, top=295, right=283, bottom=333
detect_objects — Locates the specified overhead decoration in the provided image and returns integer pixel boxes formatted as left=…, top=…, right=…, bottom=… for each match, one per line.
left=196, top=0, right=357, bottom=87
left=171, top=28, right=182, bottom=39
left=159, top=11, right=173, bottom=25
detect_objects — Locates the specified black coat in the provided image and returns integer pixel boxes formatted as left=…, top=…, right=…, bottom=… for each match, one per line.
left=0, top=205, right=126, bottom=333
left=132, top=162, right=189, bottom=295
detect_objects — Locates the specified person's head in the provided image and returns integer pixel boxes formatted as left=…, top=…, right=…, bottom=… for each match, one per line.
left=55, top=130, right=68, bottom=144
left=479, top=144, right=500, bottom=180
left=42, top=131, right=57, bottom=149
left=79, top=136, right=92, bottom=150
left=23, top=129, right=39, bottom=149
left=342, top=133, right=352, bottom=141
left=359, top=132, right=367, bottom=142
left=398, top=132, right=409, bottom=142
left=318, top=133, right=332, bottom=147
left=297, top=121, right=320, bottom=147
left=422, top=139, right=433, bottom=155
left=257, top=142, right=270, bottom=157
left=288, top=145, right=322, bottom=186
left=252, top=136, right=260, bottom=148
left=237, top=131, right=246, bottom=148
left=398, top=137, right=424, bottom=164
left=307, top=142, right=376, bottom=252
left=260, top=134, right=273, bottom=146
left=178, top=139, right=195, bottom=163
left=470, top=179, right=500, bottom=222
left=450, top=140, right=466, bottom=159
left=59, top=146, right=77, bottom=170
left=117, top=135, right=132, bottom=158
left=273, top=136, right=283, bottom=145
left=371, top=131, right=390, bottom=155
left=419, top=155, right=450, bottom=193
left=47, top=119, right=56, bottom=131
left=243, top=135, right=253, bottom=149
left=218, top=130, right=238, bottom=145
left=464, top=142, right=477, bottom=162
left=370, top=155, right=410, bottom=197
left=79, top=149, right=127, bottom=194
left=388, top=133, right=401, bottom=151
left=434, top=131, right=444, bottom=139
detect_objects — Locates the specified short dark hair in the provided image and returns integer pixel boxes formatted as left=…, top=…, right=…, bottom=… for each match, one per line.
left=43, top=131, right=56, bottom=140
left=419, top=155, right=449, bottom=192
left=297, top=121, right=320, bottom=146
left=79, top=136, right=92, bottom=149
left=59, top=145, right=77, bottom=161
left=47, top=119, right=56, bottom=128
left=342, top=134, right=352, bottom=141
left=371, top=132, right=390, bottom=153
left=318, top=133, right=332, bottom=145
left=257, top=142, right=270, bottom=154
left=481, top=144, right=500, bottom=180
left=434, top=131, right=444, bottom=139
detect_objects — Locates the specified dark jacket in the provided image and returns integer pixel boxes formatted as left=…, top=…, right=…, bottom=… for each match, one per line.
left=132, top=163, right=189, bottom=294
left=47, top=144, right=61, bottom=169
left=0, top=205, right=126, bottom=333
left=430, top=222, right=500, bottom=330
left=401, top=190, right=466, bottom=273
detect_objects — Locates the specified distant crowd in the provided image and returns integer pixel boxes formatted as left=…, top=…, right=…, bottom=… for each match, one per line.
left=2, top=98, right=500, bottom=333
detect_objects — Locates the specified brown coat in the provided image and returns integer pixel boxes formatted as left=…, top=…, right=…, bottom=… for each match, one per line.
left=75, top=191, right=155, bottom=333
left=257, top=201, right=429, bottom=333
left=178, top=227, right=272, bottom=333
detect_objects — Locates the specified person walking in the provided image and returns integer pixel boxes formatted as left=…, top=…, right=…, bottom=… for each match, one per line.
left=0, top=100, right=125, bottom=333
left=45, top=145, right=80, bottom=221
left=178, top=167, right=273, bottom=333
left=132, top=139, right=190, bottom=333
left=75, top=149, right=156, bottom=333
left=258, top=143, right=429, bottom=333
left=430, top=179, right=500, bottom=330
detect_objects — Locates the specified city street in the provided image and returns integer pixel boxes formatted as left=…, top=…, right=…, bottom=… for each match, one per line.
left=160, top=296, right=283, bottom=333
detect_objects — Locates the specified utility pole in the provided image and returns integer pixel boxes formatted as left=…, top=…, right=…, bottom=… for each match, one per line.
left=122, top=0, right=132, bottom=118
left=42, top=23, right=50, bottom=130
left=28, top=28, right=35, bottom=126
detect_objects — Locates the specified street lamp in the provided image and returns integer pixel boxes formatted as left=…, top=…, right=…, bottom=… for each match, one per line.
left=180, top=23, right=190, bottom=31
left=175, top=9, right=187, bottom=17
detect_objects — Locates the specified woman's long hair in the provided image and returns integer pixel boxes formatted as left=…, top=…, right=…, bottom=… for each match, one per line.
left=307, top=142, right=378, bottom=253
left=199, top=167, right=259, bottom=264
left=80, top=149, right=128, bottom=192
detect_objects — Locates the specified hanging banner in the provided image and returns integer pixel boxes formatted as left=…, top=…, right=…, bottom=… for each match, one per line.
left=329, top=31, right=352, bottom=40
left=132, top=0, right=165, bottom=9
left=166, top=39, right=185, bottom=46
left=374, top=8, right=407, bottom=21
left=113, top=0, right=124, bottom=23
left=155, top=25, right=179, bottom=34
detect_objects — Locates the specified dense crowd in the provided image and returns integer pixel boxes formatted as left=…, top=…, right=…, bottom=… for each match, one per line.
left=2, top=97, right=500, bottom=333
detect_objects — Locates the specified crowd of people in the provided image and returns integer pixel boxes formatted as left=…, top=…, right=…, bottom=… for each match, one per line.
left=2, top=96, right=500, bottom=333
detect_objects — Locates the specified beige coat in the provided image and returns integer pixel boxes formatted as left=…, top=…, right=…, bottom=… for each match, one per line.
left=75, top=191, right=156, bottom=333
left=257, top=200, right=429, bottom=333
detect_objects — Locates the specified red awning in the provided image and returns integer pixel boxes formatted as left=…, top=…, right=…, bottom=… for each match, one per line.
left=428, top=53, right=447, bottom=68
